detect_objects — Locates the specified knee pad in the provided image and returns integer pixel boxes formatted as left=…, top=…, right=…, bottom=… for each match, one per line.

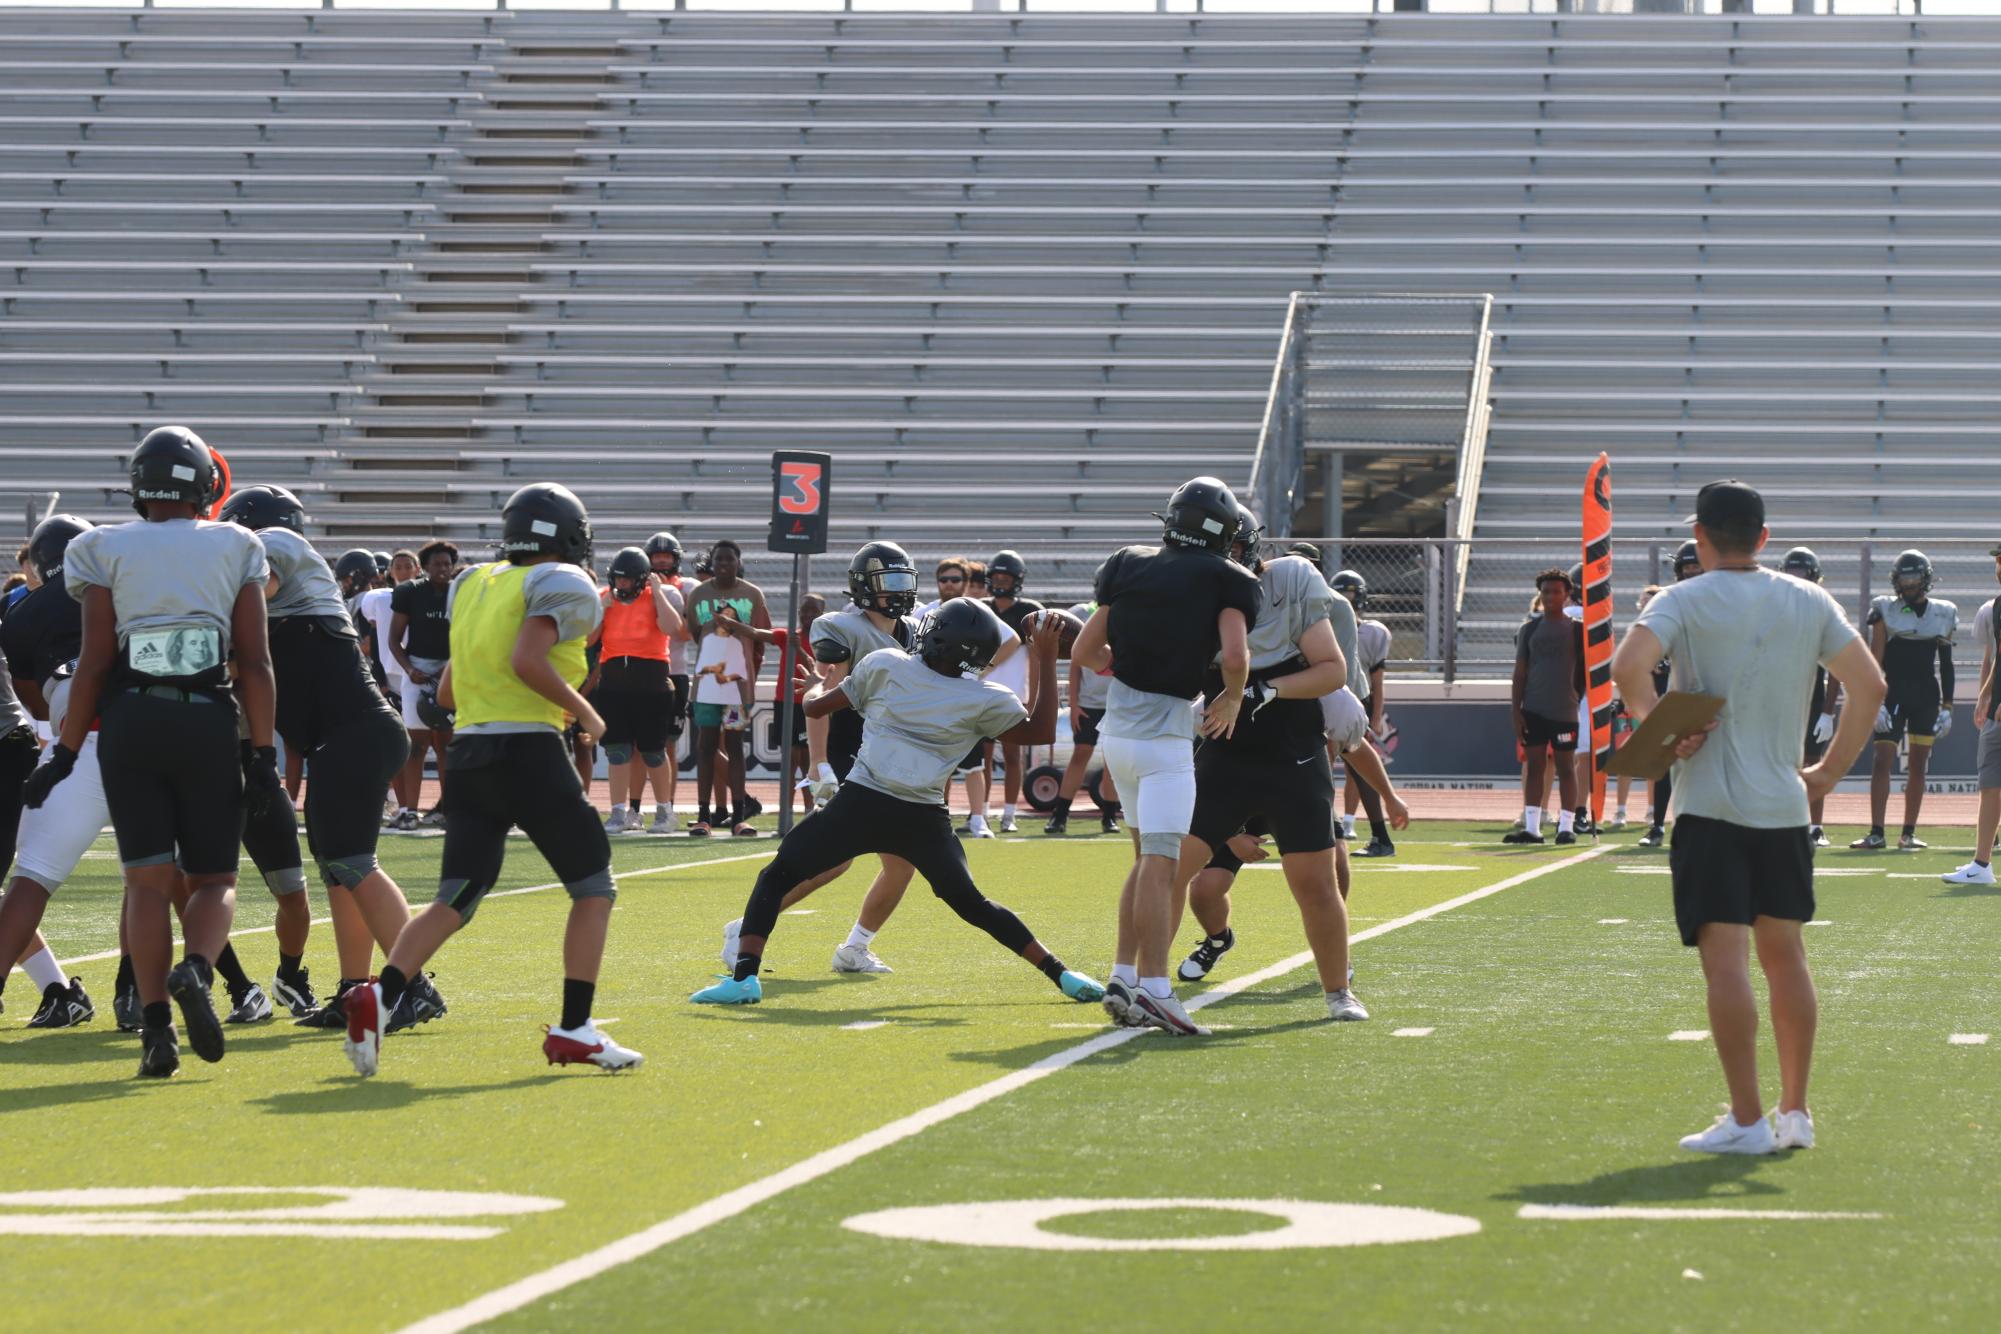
left=263, top=865, right=308, bottom=897
left=603, top=741, right=634, bottom=766
left=320, top=853, right=380, bottom=892
left=640, top=748, right=668, bottom=769
left=1140, top=831, right=1183, bottom=859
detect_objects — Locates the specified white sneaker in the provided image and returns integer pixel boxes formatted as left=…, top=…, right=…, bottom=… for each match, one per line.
left=621, top=811, right=647, bottom=835
left=721, top=918, right=742, bottom=970
left=831, top=942, right=893, bottom=974
left=1131, top=987, right=1209, bottom=1037
left=604, top=807, right=629, bottom=834
left=1772, top=1108, right=1815, bottom=1150
left=971, top=824, right=995, bottom=839
left=1325, top=989, right=1369, bottom=1022
left=1942, top=860, right=1996, bottom=886
left=649, top=805, right=675, bottom=835
left=543, top=1020, right=643, bottom=1071
left=1678, top=1112, right=1777, bottom=1155
left=1102, top=977, right=1142, bottom=1027
left=998, top=814, right=1018, bottom=833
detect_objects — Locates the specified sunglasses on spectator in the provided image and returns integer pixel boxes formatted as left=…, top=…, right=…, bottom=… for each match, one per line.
left=937, top=574, right=966, bottom=584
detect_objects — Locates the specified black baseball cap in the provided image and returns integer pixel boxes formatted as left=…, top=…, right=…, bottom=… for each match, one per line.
left=1684, top=479, right=1765, bottom=531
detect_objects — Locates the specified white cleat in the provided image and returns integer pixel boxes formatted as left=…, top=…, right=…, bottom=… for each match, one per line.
left=648, top=806, right=676, bottom=835
left=1102, top=977, right=1143, bottom=1028
left=1941, top=860, right=1996, bottom=886
left=1772, top=1108, right=1815, bottom=1151
left=1130, top=987, right=1209, bottom=1037
left=998, top=814, right=1018, bottom=833
left=1678, top=1112, right=1777, bottom=1155
left=543, top=1021, right=643, bottom=1071
left=831, top=942, right=893, bottom=974
left=604, top=807, right=629, bottom=834
left=721, top=917, right=742, bottom=970
left=342, top=982, right=384, bottom=1078
left=1325, top=989, right=1370, bottom=1022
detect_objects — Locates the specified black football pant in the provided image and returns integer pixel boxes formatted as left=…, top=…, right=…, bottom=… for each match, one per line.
left=739, top=780, right=1034, bottom=954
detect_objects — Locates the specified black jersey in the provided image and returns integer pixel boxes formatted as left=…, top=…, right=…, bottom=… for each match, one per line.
left=0, top=575, right=81, bottom=695
left=390, top=577, right=454, bottom=659
left=1093, top=544, right=1263, bottom=703
left=984, top=596, right=1045, bottom=639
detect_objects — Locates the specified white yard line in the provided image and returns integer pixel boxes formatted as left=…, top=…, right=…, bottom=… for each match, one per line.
left=399, top=844, right=1607, bottom=1334
left=1520, top=1204, right=1882, bottom=1222
left=1667, top=1030, right=1710, bottom=1042
left=48, top=852, right=776, bottom=970
left=1948, top=1033, right=1990, bottom=1046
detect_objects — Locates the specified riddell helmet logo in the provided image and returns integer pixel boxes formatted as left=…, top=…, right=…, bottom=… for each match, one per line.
left=135, top=487, right=187, bottom=500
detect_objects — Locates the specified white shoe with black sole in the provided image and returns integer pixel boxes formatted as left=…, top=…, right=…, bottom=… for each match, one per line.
left=1130, top=988, right=1209, bottom=1037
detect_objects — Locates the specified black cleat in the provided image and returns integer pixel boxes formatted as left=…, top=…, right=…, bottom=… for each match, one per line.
left=27, top=978, right=94, bottom=1029
left=1100, top=812, right=1123, bottom=836
left=1501, top=829, right=1546, bottom=845
left=1554, top=830, right=1577, bottom=846
left=271, top=968, right=318, bottom=1018
left=113, top=975, right=142, bottom=1032
left=1043, top=812, right=1069, bottom=836
left=168, top=958, right=226, bottom=1064
left=1177, top=927, right=1236, bottom=982
left=138, top=1024, right=180, bottom=1078
left=1356, top=836, right=1396, bottom=859
left=293, top=981, right=354, bottom=1029
left=740, top=793, right=764, bottom=821
left=385, top=971, right=448, bottom=1035
left=1637, top=826, right=1665, bottom=849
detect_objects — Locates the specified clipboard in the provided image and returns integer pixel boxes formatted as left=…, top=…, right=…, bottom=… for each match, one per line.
left=1604, top=692, right=1725, bottom=781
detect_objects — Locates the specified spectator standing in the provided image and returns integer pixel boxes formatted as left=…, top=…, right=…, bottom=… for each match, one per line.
left=981, top=550, right=1044, bottom=833
left=389, top=541, right=458, bottom=829
left=1506, top=568, right=1586, bottom=846
left=1944, top=543, right=2001, bottom=885
left=1045, top=598, right=1122, bottom=837
left=686, top=540, right=773, bottom=837
left=362, top=550, right=420, bottom=823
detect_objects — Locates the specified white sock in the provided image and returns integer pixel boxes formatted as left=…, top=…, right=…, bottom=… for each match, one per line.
left=1341, top=813, right=1357, bottom=836
left=1111, top=963, right=1138, bottom=987
left=1140, top=976, right=1174, bottom=1000
left=1615, top=805, right=1627, bottom=821
left=843, top=923, right=876, bottom=951
left=21, top=945, right=64, bottom=993
left=1003, top=803, right=1016, bottom=821
left=1523, top=807, right=1542, bottom=835
left=968, top=814, right=989, bottom=833
left=1558, top=809, right=1575, bottom=834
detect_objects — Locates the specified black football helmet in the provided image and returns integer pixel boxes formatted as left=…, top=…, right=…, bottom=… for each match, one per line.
left=1567, top=561, right=1585, bottom=603
left=1332, top=569, right=1367, bottom=612
left=644, top=530, right=684, bottom=575
left=1780, top=546, right=1823, bottom=584
left=607, top=546, right=651, bottom=602
left=28, top=514, right=92, bottom=582
left=371, top=551, right=390, bottom=577
left=499, top=482, right=591, bottom=567
left=334, top=548, right=377, bottom=597
left=847, top=541, right=918, bottom=617
left=987, top=550, right=1028, bottom=598
left=1671, top=539, right=1702, bottom=582
left=128, top=425, right=223, bottom=516
left=1287, top=542, right=1323, bottom=568
left=217, top=483, right=306, bottom=535
left=1229, top=509, right=1265, bottom=574
left=1892, top=549, right=1933, bottom=603
left=917, top=595, right=1006, bottom=676
left=1155, top=476, right=1241, bottom=555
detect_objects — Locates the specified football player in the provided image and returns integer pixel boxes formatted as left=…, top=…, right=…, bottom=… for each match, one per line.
left=1331, top=569, right=1397, bottom=858
left=26, top=427, right=283, bottom=1078
left=343, top=483, right=634, bottom=1076
left=645, top=531, right=696, bottom=830
left=361, top=549, right=421, bottom=824
left=1636, top=541, right=1705, bottom=846
left=692, top=600, right=1102, bottom=1007
left=981, top=550, right=1044, bottom=833
left=1074, top=476, right=1263, bottom=1036
left=1854, top=549, right=1956, bottom=850
left=592, top=546, right=683, bottom=836
left=1781, top=548, right=1843, bottom=847
left=389, top=540, right=458, bottom=829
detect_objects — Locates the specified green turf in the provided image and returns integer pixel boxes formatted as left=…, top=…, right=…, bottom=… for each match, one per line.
left=3, top=822, right=1996, bottom=1331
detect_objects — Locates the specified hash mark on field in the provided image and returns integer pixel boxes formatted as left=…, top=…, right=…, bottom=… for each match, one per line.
left=1392, top=1027, right=1434, bottom=1038
left=784, top=909, right=818, bottom=916
left=1668, top=1030, right=1710, bottom=1042
left=1949, top=1033, right=1990, bottom=1045
left=1806, top=920, right=1833, bottom=926
left=840, top=1021, right=888, bottom=1032
left=1520, top=1204, right=1884, bottom=1222
left=1597, top=918, right=1629, bottom=925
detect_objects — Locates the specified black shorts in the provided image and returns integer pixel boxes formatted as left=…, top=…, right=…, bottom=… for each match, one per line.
left=1074, top=707, right=1104, bottom=747
left=97, top=687, right=243, bottom=875
left=1877, top=677, right=1942, bottom=745
left=957, top=738, right=991, bottom=775
left=597, top=658, right=674, bottom=753
left=1189, top=740, right=1337, bottom=860
left=1203, top=813, right=1278, bottom=874
left=1522, top=709, right=1580, bottom=753
left=435, top=730, right=613, bottom=924
left=666, top=671, right=689, bottom=739
left=1668, top=812, right=1815, bottom=947
left=0, top=725, right=39, bottom=877
left=306, top=710, right=409, bottom=887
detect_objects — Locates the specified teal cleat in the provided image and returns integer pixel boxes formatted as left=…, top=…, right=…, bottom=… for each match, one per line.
left=690, top=974, right=763, bottom=1005
left=1058, top=970, right=1106, bottom=1003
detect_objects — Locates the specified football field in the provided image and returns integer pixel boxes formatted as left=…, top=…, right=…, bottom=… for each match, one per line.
left=3, top=821, right=1997, bottom=1331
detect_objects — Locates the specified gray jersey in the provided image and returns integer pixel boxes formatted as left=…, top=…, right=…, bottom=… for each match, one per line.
left=1233, top=555, right=1335, bottom=673
left=1869, top=594, right=1957, bottom=647
left=844, top=647, right=1027, bottom=805
left=1327, top=594, right=1363, bottom=702
left=447, top=562, right=603, bottom=736
left=259, top=527, right=347, bottom=622
left=0, top=646, right=30, bottom=735
left=1070, top=601, right=1111, bottom=710
left=1638, top=566, right=1860, bottom=829
left=1356, top=619, right=1391, bottom=676
left=810, top=603, right=917, bottom=667
left=64, top=518, right=268, bottom=668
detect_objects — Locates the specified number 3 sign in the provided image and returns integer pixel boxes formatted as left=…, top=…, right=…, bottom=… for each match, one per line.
left=768, top=450, right=831, bottom=555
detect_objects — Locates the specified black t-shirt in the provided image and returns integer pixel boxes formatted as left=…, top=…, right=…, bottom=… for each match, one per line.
left=1093, top=543, right=1263, bottom=702
left=985, top=596, right=1045, bottom=638
left=0, top=575, right=82, bottom=691
left=390, top=577, right=453, bottom=660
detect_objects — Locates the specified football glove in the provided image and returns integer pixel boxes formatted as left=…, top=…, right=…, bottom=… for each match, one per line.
left=21, top=742, right=76, bottom=810
left=1811, top=713, right=1836, bottom=746
left=804, top=762, right=840, bottom=804
left=241, top=743, right=287, bottom=821
left=1243, top=678, right=1280, bottom=720
left=1934, top=707, right=1954, bottom=741
left=1876, top=704, right=1894, bottom=735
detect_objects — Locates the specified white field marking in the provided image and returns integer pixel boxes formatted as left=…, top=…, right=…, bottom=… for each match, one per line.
left=397, top=844, right=1606, bottom=1334
left=1888, top=872, right=1968, bottom=880
left=0, top=1221, right=506, bottom=1240
left=840, top=1021, right=889, bottom=1032
left=783, top=909, right=818, bottom=915
left=840, top=1198, right=1481, bottom=1252
left=1597, top=918, right=1629, bottom=925
left=1949, top=1033, right=1990, bottom=1045
left=1520, top=1204, right=1884, bottom=1222
left=1619, top=866, right=1884, bottom=878
left=0, top=1186, right=560, bottom=1241
left=1668, top=1030, right=1710, bottom=1042
left=47, top=851, right=776, bottom=971
left=1806, top=920, right=1833, bottom=927
left=1392, top=1027, right=1435, bottom=1038
left=1248, top=863, right=1473, bottom=874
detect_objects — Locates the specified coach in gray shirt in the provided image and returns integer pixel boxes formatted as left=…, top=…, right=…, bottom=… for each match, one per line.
left=1613, top=480, right=1883, bottom=1158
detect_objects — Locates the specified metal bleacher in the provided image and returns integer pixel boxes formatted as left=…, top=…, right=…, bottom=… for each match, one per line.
left=4, top=8, right=2000, bottom=626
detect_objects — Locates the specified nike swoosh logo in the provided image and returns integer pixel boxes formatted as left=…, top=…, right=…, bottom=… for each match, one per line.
left=1296, top=755, right=1316, bottom=764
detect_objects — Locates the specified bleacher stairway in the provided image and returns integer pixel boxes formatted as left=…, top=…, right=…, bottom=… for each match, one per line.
left=4, top=9, right=2001, bottom=622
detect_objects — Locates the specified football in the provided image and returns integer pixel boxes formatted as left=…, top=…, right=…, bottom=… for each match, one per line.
left=1037, top=607, right=1084, bottom=655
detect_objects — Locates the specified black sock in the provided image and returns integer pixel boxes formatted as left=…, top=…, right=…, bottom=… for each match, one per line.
left=1977, top=860, right=1991, bottom=869
left=629, top=798, right=641, bottom=813
left=1037, top=954, right=1067, bottom=983
left=1870, top=825, right=1885, bottom=837
left=379, top=965, right=409, bottom=1010
left=1902, top=825, right=1916, bottom=839
left=143, top=1001, right=171, bottom=1029
left=733, top=953, right=761, bottom=983
left=212, top=944, right=248, bottom=991
left=337, top=977, right=367, bottom=994
left=1050, top=797, right=1072, bottom=819
left=561, top=978, right=595, bottom=1031
left=1370, top=818, right=1391, bottom=842
left=116, top=954, right=135, bottom=991
left=278, top=951, right=304, bottom=981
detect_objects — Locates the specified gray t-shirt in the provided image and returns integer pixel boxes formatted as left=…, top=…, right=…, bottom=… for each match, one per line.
left=447, top=561, right=603, bottom=736
left=259, top=527, right=347, bottom=622
left=810, top=603, right=917, bottom=666
left=0, top=646, right=30, bottom=735
left=843, top=647, right=1027, bottom=805
left=1070, top=601, right=1111, bottom=710
left=1516, top=614, right=1584, bottom=721
left=1327, top=593, right=1363, bottom=703
left=1239, top=555, right=1335, bottom=673
left=1356, top=619, right=1391, bottom=677
left=64, top=518, right=269, bottom=668
left=1638, top=566, right=1860, bottom=829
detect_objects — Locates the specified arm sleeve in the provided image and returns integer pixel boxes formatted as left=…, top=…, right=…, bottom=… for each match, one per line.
left=1865, top=597, right=1886, bottom=627
left=1940, top=643, right=1956, bottom=701
left=524, top=565, right=603, bottom=642
left=62, top=531, right=105, bottom=601
left=810, top=615, right=852, bottom=664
